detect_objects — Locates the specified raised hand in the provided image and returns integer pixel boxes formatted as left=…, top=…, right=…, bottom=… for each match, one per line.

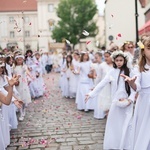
left=6, top=75, right=20, bottom=87
left=13, top=100, right=23, bottom=109
left=120, top=74, right=137, bottom=85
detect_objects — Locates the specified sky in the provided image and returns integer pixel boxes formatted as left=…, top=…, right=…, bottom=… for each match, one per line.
left=96, top=0, right=105, bottom=16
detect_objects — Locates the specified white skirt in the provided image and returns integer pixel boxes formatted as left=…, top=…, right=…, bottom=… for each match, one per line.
left=131, top=90, right=150, bottom=150
left=1, top=105, right=10, bottom=148
left=0, top=111, right=5, bottom=150
left=9, top=103, right=18, bottom=129
left=104, top=102, right=133, bottom=150
left=76, top=79, right=94, bottom=111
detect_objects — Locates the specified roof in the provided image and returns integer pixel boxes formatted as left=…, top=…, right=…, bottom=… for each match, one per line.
left=139, top=20, right=150, bottom=35
left=0, top=0, right=37, bottom=12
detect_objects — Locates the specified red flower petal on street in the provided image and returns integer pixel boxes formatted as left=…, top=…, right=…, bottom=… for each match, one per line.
left=77, top=115, right=82, bottom=119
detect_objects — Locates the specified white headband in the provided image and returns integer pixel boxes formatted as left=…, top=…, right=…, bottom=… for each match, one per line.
left=0, top=55, right=5, bottom=58
left=15, top=55, right=25, bottom=60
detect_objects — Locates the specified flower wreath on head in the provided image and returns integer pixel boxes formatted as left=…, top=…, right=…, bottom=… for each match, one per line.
left=111, top=50, right=129, bottom=62
left=137, top=41, right=144, bottom=49
left=111, top=50, right=134, bottom=69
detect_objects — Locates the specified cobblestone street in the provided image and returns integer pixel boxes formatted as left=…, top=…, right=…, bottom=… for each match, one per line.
left=8, top=73, right=106, bottom=150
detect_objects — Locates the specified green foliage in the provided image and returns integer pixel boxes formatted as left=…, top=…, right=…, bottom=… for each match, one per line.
left=52, top=0, right=98, bottom=48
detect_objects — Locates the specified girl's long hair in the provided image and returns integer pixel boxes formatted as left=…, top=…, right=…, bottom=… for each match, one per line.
left=113, top=55, right=131, bottom=96
left=25, top=49, right=33, bottom=62
left=139, top=35, right=150, bottom=72
left=66, top=55, right=73, bottom=68
left=80, top=53, right=89, bottom=62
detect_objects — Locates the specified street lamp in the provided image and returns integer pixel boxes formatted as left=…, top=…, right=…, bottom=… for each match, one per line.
left=135, top=0, right=139, bottom=48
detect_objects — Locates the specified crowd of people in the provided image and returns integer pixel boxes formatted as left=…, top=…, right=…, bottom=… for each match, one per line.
left=0, top=49, right=59, bottom=149
left=0, top=34, right=150, bottom=150
left=59, top=35, right=150, bottom=150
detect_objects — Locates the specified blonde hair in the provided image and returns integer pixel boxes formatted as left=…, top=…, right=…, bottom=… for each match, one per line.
left=139, top=35, right=150, bottom=72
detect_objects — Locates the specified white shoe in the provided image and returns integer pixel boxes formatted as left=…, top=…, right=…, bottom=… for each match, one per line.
left=22, top=111, right=26, bottom=117
left=19, top=116, right=24, bottom=121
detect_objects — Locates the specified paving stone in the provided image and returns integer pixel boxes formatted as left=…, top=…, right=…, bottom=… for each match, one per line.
left=8, top=74, right=105, bottom=150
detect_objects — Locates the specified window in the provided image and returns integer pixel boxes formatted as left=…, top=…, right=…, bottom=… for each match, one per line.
left=10, top=31, right=15, bottom=38
left=25, top=31, right=30, bottom=37
left=48, top=4, right=54, bottom=12
left=24, top=16, right=29, bottom=23
left=49, top=19, right=55, bottom=31
left=9, top=17, right=14, bottom=23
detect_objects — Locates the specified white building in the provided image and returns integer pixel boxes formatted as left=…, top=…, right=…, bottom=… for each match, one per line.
left=0, top=0, right=38, bottom=53
left=105, top=0, right=145, bottom=48
left=0, top=0, right=104, bottom=52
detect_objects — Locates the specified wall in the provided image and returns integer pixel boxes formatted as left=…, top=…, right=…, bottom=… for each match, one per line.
left=105, top=0, right=145, bottom=48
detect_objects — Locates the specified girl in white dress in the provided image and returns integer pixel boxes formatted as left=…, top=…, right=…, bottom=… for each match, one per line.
left=34, top=52, right=45, bottom=97
left=71, top=52, right=80, bottom=97
left=61, top=55, right=74, bottom=98
left=13, top=54, right=31, bottom=121
left=122, top=36, right=150, bottom=150
left=0, top=72, right=20, bottom=150
left=76, top=52, right=94, bottom=111
left=94, top=51, right=113, bottom=119
left=86, top=50, right=136, bottom=149
left=59, top=52, right=67, bottom=92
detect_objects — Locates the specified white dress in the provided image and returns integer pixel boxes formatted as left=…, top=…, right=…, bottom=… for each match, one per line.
left=59, top=58, right=66, bottom=92
left=131, top=65, right=150, bottom=150
left=41, top=54, right=48, bottom=74
left=0, top=105, right=5, bottom=150
left=76, top=61, right=94, bottom=111
left=93, top=62, right=112, bottom=119
left=88, top=68, right=136, bottom=149
left=61, top=64, right=74, bottom=98
left=3, top=68, right=19, bottom=129
left=69, top=59, right=80, bottom=96
left=13, top=65, right=31, bottom=104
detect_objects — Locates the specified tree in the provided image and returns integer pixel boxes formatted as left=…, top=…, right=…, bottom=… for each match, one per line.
left=52, top=0, right=98, bottom=49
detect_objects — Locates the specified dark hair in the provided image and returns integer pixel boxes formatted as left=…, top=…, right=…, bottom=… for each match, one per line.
left=66, top=55, right=73, bottom=68
left=5, top=56, right=13, bottom=65
left=0, top=62, right=8, bottom=76
left=25, top=49, right=33, bottom=61
left=80, top=53, right=89, bottom=62
left=113, top=54, right=131, bottom=96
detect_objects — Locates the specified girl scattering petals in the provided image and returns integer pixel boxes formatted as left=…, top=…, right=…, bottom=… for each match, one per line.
left=85, top=50, right=136, bottom=149
left=13, top=53, right=31, bottom=121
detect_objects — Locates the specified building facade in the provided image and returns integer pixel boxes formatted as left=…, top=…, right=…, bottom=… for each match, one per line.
left=105, top=0, right=145, bottom=48
left=139, top=0, right=150, bottom=35
left=0, top=0, right=38, bottom=53
left=0, top=0, right=104, bottom=53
